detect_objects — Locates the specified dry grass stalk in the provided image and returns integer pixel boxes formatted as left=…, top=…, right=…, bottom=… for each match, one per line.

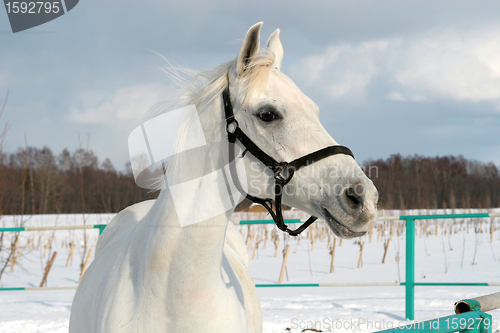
left=273, top=237, right=280, bottom=257
left=278, top=245, right=290, bottom=284
left=251, top=235, right=260, bottom=260
left=382, top=238, right=391, bottom=264
left=78, top=248, right=93, bottom=283
left=40, top=251, right=58, bottom=287
left=9, top=247, right=22, bottom=272
left=66, top=242, right=75, bottom=267
left=329, top=238, right=336, bottom=273
left=357, top=241, right=365, bottom=269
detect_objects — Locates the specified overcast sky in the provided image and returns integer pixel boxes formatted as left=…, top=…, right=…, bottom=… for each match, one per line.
left=1, top=0, right=500, bottom=171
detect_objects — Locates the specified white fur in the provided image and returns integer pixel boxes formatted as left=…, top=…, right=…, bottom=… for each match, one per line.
left=69, top=22, right=377, bottom=333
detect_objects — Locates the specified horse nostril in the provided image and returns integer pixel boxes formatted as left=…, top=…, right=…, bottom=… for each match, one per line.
left=344, top=186, right=363, bottom=210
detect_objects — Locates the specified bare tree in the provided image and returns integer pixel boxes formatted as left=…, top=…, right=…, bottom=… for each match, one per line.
left=0, top=89, right=16, bottom=281
left=0, top=89, right=9, bottom=155
left=364, top=154, right=500, bottom=210
left=0, top=90, right=8, bottom=280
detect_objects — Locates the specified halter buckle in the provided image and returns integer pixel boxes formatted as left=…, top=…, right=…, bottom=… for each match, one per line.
left=226, top=116, right=239, bottom=134
left=273, top=163, right=295, bottom=184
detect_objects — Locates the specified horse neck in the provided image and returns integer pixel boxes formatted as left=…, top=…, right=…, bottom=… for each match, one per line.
left=145, top=191, right=232, bottom=281
left=142, top=92, right=236, bottom=286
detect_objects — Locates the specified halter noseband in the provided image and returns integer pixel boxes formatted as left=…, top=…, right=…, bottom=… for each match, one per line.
left=223, top=86, right=354, bottom=236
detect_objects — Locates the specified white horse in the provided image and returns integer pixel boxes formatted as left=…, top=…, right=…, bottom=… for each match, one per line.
left=69, top=22, right=378, bottom=333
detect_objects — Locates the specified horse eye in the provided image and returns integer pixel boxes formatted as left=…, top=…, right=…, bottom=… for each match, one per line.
left=258, top=110, right=278, bottom=122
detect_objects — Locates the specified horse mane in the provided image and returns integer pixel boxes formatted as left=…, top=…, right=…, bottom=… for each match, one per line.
left=152, top=49, right=276, bottom=114
left=146, top=50, right=277, bottom=192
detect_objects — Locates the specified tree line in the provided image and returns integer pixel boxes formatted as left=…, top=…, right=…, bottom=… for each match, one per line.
left=0, top=147, right=499, bottom=215
left=0, top=146, right=157, bottom=215
left=364, top=154, right=500, bottom=210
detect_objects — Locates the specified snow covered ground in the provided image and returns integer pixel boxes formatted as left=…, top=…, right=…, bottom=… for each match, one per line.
left=0, top=210, right=499, bottom=332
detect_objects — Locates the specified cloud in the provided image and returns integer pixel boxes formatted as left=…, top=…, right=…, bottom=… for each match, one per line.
left=291, top=25, right=500, bottom=104
left=68, top=84, right=172, bottom=125
left=291, top=40, right=389, bottom=99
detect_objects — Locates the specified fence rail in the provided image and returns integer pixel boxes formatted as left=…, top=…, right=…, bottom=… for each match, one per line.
left=0, top=224, right=107, bottom=234
left=2, top=282, right=499, bottom=292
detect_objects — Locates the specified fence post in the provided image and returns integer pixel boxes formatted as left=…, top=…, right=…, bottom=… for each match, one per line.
left=94, top=224, right=106, bottom=235
left=405, top=218, right=415, bottom=321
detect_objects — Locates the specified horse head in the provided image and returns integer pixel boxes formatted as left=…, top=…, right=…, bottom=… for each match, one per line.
left=227, top=22, right=378, bottom=239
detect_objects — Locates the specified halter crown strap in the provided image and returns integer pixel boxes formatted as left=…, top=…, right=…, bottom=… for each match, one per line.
left=222, top=86, right=354, bottom=236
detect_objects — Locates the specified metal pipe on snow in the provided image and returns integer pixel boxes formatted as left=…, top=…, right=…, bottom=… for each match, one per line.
left=455, top=292, right=500, bottom=314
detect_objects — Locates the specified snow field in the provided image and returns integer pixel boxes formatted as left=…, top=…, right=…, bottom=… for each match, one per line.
left=0, top=209, right=499, bottom=332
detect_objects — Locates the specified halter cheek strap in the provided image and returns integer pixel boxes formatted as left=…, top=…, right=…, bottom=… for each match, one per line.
left=223, top=87, right=354, bottom=236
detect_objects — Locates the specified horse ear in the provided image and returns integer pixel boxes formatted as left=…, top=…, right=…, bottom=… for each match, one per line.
left=236, top=22, right=263, bottom=76
left=266, top=29, right=283, bottom=71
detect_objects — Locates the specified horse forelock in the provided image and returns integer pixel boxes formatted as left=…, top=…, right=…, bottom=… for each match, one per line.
left=230, top=50, right=276, bottom=107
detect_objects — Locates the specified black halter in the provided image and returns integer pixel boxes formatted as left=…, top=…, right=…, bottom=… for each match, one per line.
left=223, top=86, right=354, bottom=236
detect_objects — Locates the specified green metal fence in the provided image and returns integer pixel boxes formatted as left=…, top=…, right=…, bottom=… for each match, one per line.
left=235, top=213, right=500, bottom=320
left=398, top=213, right=500, bottom=320
left=1, top=212, right=499, bottom=321
left=374, top=293, right=499, bottom=333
